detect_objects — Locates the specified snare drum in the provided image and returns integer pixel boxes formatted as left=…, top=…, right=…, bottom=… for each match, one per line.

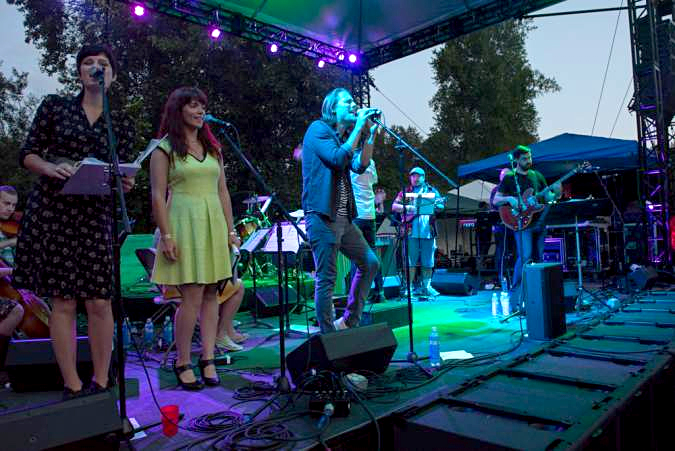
left=234, top=216, right=260, bottom=241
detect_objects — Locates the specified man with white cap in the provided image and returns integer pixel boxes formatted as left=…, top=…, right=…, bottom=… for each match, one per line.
left=392, top=167, right=445, bottom=297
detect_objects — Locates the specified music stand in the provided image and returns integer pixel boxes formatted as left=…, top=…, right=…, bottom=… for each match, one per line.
left=549, top=198, right=612, bottom=310
left=260, top=221, right=311, bottom=338
left=239, top=227, right=275, bottom=329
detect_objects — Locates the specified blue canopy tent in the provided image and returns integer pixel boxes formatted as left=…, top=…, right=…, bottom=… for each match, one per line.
left=457, top=133, right=639, bottom=182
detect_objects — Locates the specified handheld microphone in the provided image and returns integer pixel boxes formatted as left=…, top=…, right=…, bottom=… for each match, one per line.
left=88, top=66, right=105, bottom=79
left=203, top=114, right=233, bottom=127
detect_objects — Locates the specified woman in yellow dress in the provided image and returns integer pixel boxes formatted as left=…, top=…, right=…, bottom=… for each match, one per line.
left=150, top=87, right=240, bottom=390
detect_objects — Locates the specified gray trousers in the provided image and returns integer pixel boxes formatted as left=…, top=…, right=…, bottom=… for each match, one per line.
left=306, top=213, right=379, bottom=333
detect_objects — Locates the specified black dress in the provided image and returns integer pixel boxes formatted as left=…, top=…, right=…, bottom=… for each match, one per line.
left=12, top=94, right=136, bottom=300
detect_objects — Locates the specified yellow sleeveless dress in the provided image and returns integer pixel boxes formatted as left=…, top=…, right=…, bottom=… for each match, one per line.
left=151, top=140, right=232, bottom=285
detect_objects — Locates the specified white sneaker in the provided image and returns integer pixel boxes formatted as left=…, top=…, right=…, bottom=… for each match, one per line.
left=333, top=317, right=349, bottom=330
left=215, top=335, right=243, bottom=352
left=425, top=284, right=440, bottom=297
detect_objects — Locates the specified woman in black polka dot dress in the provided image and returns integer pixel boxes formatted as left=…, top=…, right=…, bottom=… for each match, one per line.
left=12, top=44, right=136, bottom=398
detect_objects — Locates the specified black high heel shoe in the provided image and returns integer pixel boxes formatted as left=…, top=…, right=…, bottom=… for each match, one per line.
left=173, top=363, right=204, bottom=391
left=197, top=357, right=220, bottom=386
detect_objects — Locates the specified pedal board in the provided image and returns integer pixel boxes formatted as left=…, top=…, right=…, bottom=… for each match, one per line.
left=309, top=390, right=351, bottom=417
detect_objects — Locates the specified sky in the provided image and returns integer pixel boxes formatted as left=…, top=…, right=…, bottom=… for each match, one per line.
left=1, top=0, right=637, bottom=142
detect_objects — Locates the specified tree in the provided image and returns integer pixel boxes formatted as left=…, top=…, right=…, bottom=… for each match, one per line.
left=0, top=62, right=39, bottom=196
left=7, top=0, right=349, bottom=231
left=427, top=20, right=560, bottom=179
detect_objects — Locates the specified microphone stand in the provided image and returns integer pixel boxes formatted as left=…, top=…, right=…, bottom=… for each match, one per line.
left=213, top=123, right=307, bottom=393
left=96, top=72, right=133, bottom=436
left=373, top=117, right=458, bottom=362
left=500, top=163, right=526, bottom=323
left=595, top=172, right=629, bottom=294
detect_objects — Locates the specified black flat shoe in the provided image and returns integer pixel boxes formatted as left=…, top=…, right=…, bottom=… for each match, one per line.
left=87, top=380, right=108, bottom=394
left=197, top=357, right=220, bottom=386
left=173, top=363, right=204, bottom=391
left=62, top=386, right=86, bottom=400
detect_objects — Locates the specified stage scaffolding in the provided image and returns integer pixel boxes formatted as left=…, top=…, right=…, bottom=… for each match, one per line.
left=628, top=0, right=675, bottom=267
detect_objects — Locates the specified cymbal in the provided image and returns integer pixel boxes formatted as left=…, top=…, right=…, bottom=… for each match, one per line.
left=242, top=195, right=270, bottom=205
left=289, top=209, right=304, bottom=218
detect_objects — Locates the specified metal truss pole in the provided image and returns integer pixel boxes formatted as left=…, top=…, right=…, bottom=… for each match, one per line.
left=627, top=0, right=673, bottom=267
left=351, top=70, right=371, bottom=107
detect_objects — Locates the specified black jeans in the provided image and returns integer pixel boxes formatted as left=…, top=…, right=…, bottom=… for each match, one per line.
left=350, top=218, right=384, bottom=295
left=307, top=214, right=379, bottom=333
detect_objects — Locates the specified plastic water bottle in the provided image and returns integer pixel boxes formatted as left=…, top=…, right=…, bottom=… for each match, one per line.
left=144, top=319, right=154, bottom=348
left=122, top=318, right=131, bottom=350
left=163, top=316, right=174, bottom=345
left=491, top=292, right=499, bottom=316
left=429, top=326, right=441, bottom=368
left=501, top=291, right=511, bottom=316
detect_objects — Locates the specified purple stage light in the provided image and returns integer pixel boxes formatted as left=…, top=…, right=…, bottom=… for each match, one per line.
left=348, top=53, right=358, bottom=64
left=269, top=43, right=279, bottom=53
left=337, top=53, right=345, bottom=61
left=209, top=27, right=222, bottom=39
left=131, top=4, right=146, bottom=17
left=317, top=59, right=325, bottom=68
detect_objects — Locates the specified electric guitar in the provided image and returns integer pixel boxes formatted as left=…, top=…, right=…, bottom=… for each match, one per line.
left=498, top=161, right=592, bottom=231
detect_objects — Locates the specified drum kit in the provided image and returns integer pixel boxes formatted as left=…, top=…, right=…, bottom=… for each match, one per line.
left=233, top=194, right=306, bottom=277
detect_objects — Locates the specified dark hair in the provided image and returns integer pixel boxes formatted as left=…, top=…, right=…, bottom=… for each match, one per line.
left=0, top=186, right=17, bottom=196
left=76, top=43, right=118, bottom=76
left=158, top=87, right=221, bottom=163
left=511, top=144, right=531, bottom=161
left=321, top=87, right=350, bottom=126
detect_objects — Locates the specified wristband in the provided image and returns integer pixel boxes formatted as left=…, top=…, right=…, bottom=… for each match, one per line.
left=161, top=234, right=172, bottom=240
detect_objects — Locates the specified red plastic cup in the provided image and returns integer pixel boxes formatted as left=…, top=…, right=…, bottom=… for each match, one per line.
left=160, top=404, right=179, bottom=437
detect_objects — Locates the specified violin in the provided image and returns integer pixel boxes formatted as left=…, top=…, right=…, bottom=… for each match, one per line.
left=0, top=259, right=51, bottom=338
left=0, top=211, right=23, bottom=237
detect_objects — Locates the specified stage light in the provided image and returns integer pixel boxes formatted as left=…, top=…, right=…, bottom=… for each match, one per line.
left=209, top=27, right=222, bottom=40
left=131, top=4, right=146, bottom=17
left=269, top=43, right=279, bottom=54
left=337, top=52, right=345, bottom=62
left=317, top=59, right=326, bottom=68
left=348, top=53, right=358, bottom=64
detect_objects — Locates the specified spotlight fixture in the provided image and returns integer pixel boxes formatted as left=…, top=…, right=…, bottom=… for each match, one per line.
left=348, top=53, right=358, bottom=64
left=269, top=43, right=279, bottom=53
left=317, top=59, right=326, bottom=68
left=131, top=3, right=146, bottom=17
left=337, top=52, right=345, bottom=61
left=209, top=27, right=222, bottom=40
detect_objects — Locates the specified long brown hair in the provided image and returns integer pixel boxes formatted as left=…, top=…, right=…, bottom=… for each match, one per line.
left=157, top=87, right=221, bottom=163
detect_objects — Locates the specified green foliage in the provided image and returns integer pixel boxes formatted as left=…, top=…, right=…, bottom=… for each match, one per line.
left=427, top=20, right=560, bottom=180
left=7, top=0, right=349, bottom=231
left=0, top=61, right=39, bottom=197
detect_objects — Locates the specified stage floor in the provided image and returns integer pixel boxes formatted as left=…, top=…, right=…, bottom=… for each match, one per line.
left=2, top=287, right=674, bottom=450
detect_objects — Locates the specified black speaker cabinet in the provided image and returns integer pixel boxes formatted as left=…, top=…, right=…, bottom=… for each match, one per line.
left=382, top=275, right=401, bottom=299
left=0, top=391, right=122, bottom=450
left=628, top=266, right=659, bottom=291
left=524, top=263, right=566, bottom=340
left=286, top=323, right=397, bottom=385
left=6, top=336, right=95, bottom=392
left=430, top=269, right=479, bottom=295
left=251, top=286, right=299, bottom=317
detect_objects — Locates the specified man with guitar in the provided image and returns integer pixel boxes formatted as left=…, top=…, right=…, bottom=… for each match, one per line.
left=492, top=146, right=561, bottom=307
left=392, top=167, right=445, bottom=297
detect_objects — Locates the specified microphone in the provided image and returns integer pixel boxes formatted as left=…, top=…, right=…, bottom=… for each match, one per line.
left=88, top=66, right=104, bottom=79
left=203, top=114, right=233, bottom=127
left=357, top=108, right=382, bottom=118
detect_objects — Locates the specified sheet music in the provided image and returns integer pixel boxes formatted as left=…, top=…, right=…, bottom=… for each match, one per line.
left=262, top=222, right=307, bottom=254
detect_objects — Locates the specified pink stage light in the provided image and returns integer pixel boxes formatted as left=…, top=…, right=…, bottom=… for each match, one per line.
left=131, top=4, right=146, bottom=17
left=209, top=27, right=222, bottom=39
left=317, top=59, right=326, bottom=68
